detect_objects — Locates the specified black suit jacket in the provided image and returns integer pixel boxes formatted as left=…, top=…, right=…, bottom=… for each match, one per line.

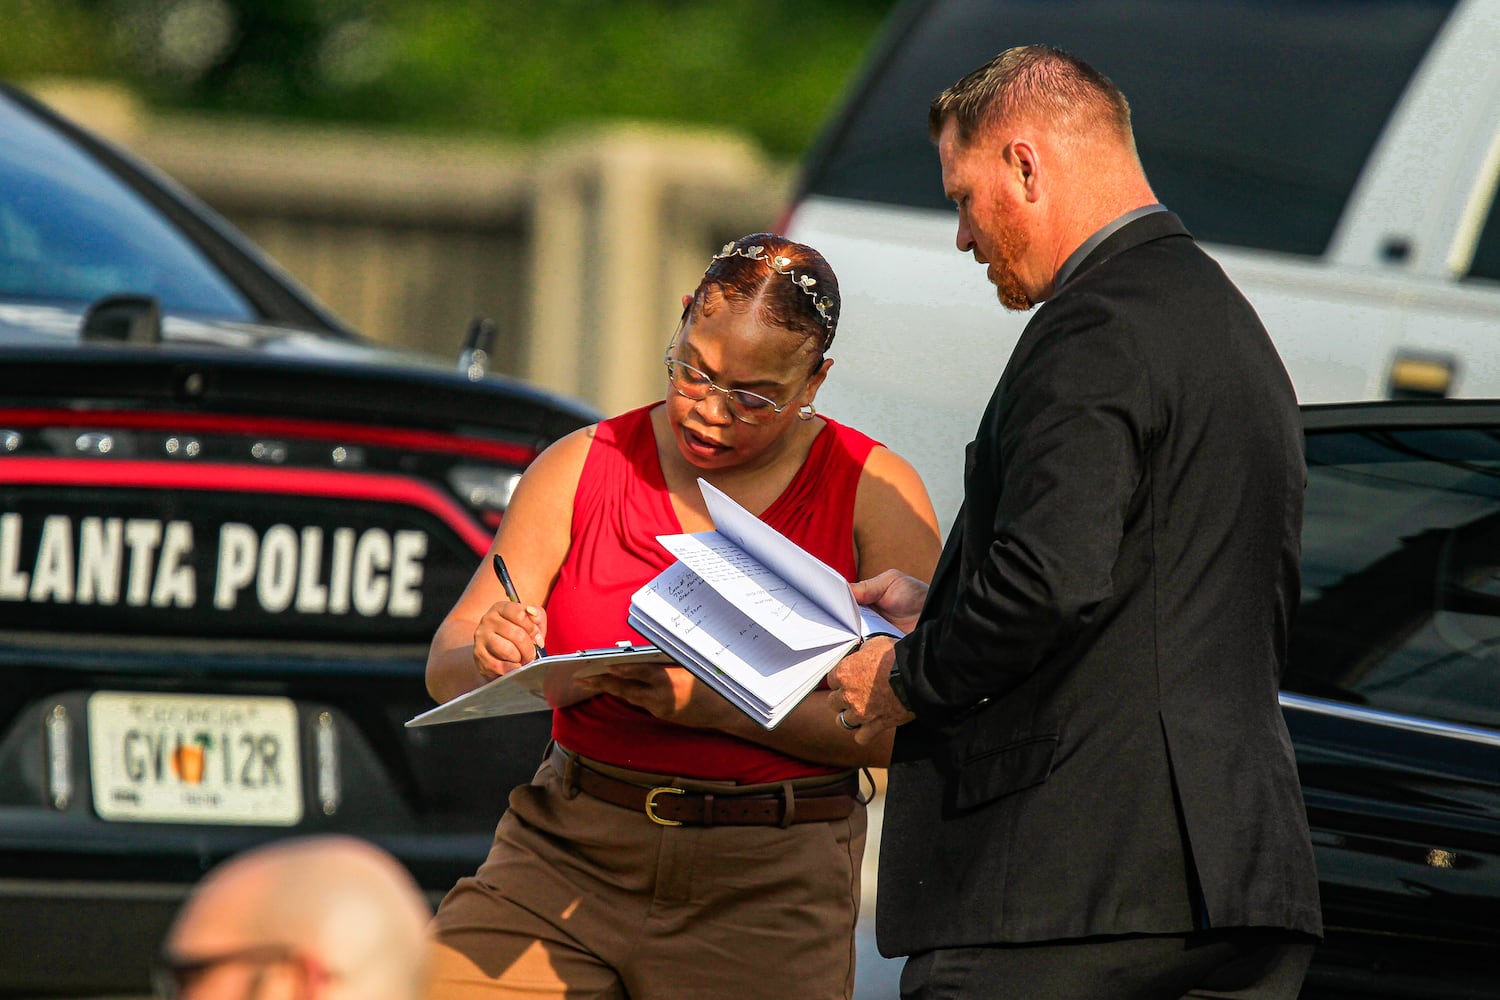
left=878, top=212, right=1322, bottom=956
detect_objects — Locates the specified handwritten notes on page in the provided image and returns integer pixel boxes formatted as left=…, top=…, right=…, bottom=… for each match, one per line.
left=628, top=479, right=902, bottom=729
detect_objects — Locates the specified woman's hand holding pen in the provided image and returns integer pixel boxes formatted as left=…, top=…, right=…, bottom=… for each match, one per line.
left=473, top=554, right=547, bottom=683
left=472, top=600, right=549, bottom=682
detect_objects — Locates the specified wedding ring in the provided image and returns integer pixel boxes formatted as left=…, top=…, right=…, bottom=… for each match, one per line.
left=837, top=709, right=861, bottom=731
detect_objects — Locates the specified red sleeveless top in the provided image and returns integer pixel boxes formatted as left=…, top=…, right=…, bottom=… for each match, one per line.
left=547, top=403, right=878, bottom=782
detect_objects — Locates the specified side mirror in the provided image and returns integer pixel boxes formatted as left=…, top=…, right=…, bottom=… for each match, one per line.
left=81, top=294, right=162, bottom=345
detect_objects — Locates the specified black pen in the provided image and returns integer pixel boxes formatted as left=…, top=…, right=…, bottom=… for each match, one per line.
left=492, top=553, right=548, bottom=658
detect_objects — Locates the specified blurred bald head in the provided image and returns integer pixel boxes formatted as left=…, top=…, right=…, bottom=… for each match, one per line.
left=162, top=835, right=431, bottom=1000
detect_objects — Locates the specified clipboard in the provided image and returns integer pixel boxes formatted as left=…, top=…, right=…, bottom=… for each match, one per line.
left=405, top=644, right=669, bottom=727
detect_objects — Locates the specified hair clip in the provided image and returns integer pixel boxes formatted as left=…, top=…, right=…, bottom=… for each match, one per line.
left=711, top=242, right=836, bottom=335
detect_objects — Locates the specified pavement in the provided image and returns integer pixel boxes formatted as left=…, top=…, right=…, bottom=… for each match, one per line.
left=853, top=792, right=904, bottom=999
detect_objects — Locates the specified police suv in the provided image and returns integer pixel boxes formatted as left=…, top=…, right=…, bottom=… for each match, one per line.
left=0, top=82, right=594, bottom=993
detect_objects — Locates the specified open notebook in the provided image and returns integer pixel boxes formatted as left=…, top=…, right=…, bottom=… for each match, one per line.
left=628, top=479, right=901, bottom=729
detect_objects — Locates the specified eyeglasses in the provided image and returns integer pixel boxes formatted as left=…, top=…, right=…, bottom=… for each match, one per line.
left=152, top=944, right=328, bottom=999
left=662, top=339, right=815, bottom=425
left=664, top=355, right=796, bottom=424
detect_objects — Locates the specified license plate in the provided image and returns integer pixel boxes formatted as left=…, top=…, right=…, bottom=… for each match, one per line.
left=87, top=692, right=303, bottom=826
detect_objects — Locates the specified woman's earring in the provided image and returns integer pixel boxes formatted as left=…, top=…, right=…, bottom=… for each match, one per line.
left=798, top=403, right=817, bottom=421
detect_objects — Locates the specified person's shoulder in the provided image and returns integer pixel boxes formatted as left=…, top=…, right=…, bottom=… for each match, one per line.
left=539, top=422, right=599, bottom=461
left=543, top=402, right=659, bottom=461
left=1004, top=289, right=1154, bottom=417
left=853, top=441, right=941, bottom=578
left=520, top=422, right=600, bottom=496
left=534, top=402, right=673, bottom=502
left=817, top=418, right=933, bottom=513
left=855, top=444, right=938, bottom=522
left=858, top=443, right=927, bottom=492
left=590, top=402, right=658, bottom=443
left=821, top=414, right=882, bottom=453
left=1027, top=285, right=1142, bottom=356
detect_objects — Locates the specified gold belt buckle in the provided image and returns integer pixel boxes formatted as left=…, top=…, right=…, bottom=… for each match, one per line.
left=644, top=786, right=684, bottom=826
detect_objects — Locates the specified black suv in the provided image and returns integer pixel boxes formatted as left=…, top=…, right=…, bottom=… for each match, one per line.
left=1285, top=402, right=1500, bottom=998
left=0, top=82, right=595, bottom=993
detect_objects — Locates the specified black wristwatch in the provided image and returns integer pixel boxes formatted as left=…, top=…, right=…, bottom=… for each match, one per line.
left=888, top=662, right=912, bottom=711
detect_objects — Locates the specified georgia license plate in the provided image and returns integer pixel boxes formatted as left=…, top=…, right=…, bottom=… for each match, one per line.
left=87, top=692, right=303, bottom=825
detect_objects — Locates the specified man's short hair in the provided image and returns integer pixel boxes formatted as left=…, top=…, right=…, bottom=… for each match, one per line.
left=929, top=45, right=1133, bottom=148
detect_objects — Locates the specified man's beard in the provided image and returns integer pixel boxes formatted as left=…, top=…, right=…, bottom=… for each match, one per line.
left=990, top=227, right=1034, bottom=311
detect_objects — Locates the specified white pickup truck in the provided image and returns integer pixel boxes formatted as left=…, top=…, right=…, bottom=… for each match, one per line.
left=786, top=0, right=1500, bottom=528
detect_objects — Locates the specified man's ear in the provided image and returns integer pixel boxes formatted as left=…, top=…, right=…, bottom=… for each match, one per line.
left=1005, top=138, right=1041, bottom=202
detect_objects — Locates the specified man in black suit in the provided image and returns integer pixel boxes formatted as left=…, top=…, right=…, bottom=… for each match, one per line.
left=827, top=46, right=1322, bottom=998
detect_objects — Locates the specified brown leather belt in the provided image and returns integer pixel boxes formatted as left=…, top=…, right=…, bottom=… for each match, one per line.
left=564, top=757, right=861, bottom=828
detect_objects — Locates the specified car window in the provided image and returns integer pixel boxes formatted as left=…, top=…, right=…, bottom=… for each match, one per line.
left=1290, top=424, right=1500, bottom=731
left=803, top=0, right=1455, bottom=256
left=0, top=94, right=254, bottom=319
left=1467, top=184, right=1500, bottom=284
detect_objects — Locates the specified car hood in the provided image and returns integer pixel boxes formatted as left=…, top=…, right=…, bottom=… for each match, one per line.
left=2, top=301, right=428, bottom=365
left=0, top=302, right=600, bottom=438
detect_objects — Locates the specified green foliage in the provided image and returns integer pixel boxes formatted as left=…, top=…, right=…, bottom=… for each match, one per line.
left=0, top=1, right=113, bottom=77
left=0, top=0, right=899, bottom=158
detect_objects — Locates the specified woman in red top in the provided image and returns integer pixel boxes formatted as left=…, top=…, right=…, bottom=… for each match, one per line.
left=424, top=233, right=940, bottom=999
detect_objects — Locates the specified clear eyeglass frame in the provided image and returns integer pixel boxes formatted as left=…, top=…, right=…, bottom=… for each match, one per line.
left=662, top=333, right=814, bottom=425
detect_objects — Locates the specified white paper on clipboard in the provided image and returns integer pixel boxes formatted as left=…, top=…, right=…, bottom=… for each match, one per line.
left=404, top=644, right=669, bottom=727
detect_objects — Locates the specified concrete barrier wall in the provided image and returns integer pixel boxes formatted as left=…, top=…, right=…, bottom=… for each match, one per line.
left=32, top=80, right=789, bottom=415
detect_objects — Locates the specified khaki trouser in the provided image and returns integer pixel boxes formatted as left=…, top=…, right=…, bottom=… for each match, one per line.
left=426, top=747, right=866, bottom=999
